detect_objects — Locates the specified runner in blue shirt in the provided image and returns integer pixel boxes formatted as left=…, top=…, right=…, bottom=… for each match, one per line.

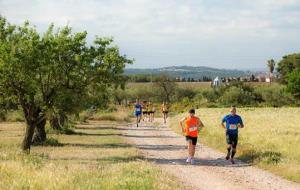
left=134, top=99, right=142, bottom=127
left=221, top=105, right=244, bottom=164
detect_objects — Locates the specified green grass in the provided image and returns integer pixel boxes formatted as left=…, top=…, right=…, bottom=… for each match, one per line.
left=169, top=107, right=300, bottom=183
left=0, top=120, right=185, bottom=190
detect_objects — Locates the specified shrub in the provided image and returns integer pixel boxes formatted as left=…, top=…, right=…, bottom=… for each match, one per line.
left=255, top=85, right=295, bottom=107
left=174, top=88, right=197, bottom=101
left=219, top=86, right=257, bottom=106
left=202, top=89, right=221, bottom=103
left=0, top=110, right=6, bottom=121
left=287, top=69, right=300, bottom=98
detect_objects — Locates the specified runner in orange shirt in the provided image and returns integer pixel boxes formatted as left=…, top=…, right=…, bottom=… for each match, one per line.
left=180, top=109, right=204, bottom=165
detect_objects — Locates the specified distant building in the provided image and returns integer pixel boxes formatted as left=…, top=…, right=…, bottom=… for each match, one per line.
left=213, top=77, right=222, bottom=87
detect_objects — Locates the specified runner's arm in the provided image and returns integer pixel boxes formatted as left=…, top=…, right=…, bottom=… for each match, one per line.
left=221, top=116, right=226, bottom=129
left=179, top=117, right=186, bottom=133
left=198, top=118, right=204, bottom=128
left=238, top=117, right=244, bottom=128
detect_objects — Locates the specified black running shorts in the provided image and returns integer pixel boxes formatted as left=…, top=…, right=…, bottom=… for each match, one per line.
left=185, top=136, right=198, bottom=145
left=226, top=134, right=238, bottom=148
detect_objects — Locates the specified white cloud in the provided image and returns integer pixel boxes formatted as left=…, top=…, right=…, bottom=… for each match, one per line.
left=0, top=0, right=299, bottom=69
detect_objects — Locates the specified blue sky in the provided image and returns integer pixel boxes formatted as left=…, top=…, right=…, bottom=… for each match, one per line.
left=0, top=0, right=299, bottom=70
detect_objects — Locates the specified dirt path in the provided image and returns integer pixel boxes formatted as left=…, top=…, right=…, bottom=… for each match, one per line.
left=118, top=119, right=300, bottom=190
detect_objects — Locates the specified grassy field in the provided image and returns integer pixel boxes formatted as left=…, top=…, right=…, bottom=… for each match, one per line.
left=169, top=107, right=300, bottom=183
left=126, top=82, right=212, bottom=89
left=126, top=82, right=276, bottom=90
left=0, top=120, right=185, bottom=190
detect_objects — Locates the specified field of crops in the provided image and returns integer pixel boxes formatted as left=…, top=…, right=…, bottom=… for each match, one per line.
left=169, top=107, right=300, bottom=182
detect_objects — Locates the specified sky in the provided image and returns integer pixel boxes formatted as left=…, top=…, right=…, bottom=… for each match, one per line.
left=0, top=0, right=300, bottom=70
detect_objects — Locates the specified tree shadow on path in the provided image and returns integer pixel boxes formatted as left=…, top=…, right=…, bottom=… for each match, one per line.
left=146, top=157, right=251, bottom=168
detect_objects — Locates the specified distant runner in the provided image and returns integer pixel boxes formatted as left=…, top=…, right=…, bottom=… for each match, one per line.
left=221, top=105, right=244, bottom=164
left=147, top=102, right=152, bottom=122
left=180, top=109, right=204, bottom=165
left=134, top=99, right=142, bottom=127
left=161, top=102, right=169, bottom=124
left=149, top=101, right=155, bottom=122
left=142, top=101, right=148, bottom=121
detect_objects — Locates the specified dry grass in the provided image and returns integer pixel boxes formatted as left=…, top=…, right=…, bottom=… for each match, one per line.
left=89, top=111, right=132, bottom=122
left=126, top=82, right=211, bottom=90
left=169, top=107, right=300, bottom=183
left=126, top=82, right=274, bottom=90
left=0, top=120, right=185, bottom=190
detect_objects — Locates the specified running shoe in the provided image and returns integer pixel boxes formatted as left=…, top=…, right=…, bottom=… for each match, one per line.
left=186, top=157, right=191, bottom=163
left=230, top=159, right=235, bottom=164
left=226, top=153, right=230, bottom=160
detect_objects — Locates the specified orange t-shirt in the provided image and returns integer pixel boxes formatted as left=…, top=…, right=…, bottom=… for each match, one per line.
left=184, top=116, right=199, bottom=137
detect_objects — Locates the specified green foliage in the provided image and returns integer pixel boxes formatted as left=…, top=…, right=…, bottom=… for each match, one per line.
left=277, top=53, right=300, bottom=83
left=255, top=85, right=295, bottom=107
left=267, top=59, right=276, bottom=73
left=286, top=69, right=300, bottom=98
left=220, top=86, right=257, bottom=106
left=127, top=86, right=156, bottom=101
left=154, top=74, right=177, bottom=102
left=174, top=88, right=197, bottom=101
left=0, top=16, right=132, bottom=150
left=202, top=89, right=221, bottom=103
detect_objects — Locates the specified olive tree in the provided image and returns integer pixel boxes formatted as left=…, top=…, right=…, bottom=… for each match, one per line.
left=0, top=17, right=132, bottom=151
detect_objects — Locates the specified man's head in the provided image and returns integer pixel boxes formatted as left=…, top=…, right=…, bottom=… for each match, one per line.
left=230, top=105, right=236, bottom=116
left=189, top=109, right=195, bottom=116
left=136, top=99, right=139, bottom=104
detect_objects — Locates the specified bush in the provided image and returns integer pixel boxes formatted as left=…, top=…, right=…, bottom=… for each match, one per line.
left=127, top=87, right=156, bottom=102
left=219, top=86, right=257, bottom=106
left=287, top=69, right=300, bottom=98
left=174, top=88, right=197, bottom=101
left=202, top=89, right=221, bottom=103
left=255, top=85, right=295, bottom=107
left=0, top=110, right=6, bottom=121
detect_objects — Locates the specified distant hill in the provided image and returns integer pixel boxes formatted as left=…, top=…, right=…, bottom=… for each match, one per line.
left=125, top=66, right=247, bottom=79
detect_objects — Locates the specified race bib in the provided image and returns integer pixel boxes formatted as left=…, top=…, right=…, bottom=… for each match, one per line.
left=229, top=124, right=237, bottom=130
left=189, top=126, right=198, bottom=132
left=136, top=108, right=141, bottom=112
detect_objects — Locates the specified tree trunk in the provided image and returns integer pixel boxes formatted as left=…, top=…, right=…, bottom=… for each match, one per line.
left=32, top=117, right=47, bottom=144
left=59, top=114, right=65, bottom=127
left=50, top=115, right=60, bottom=130
left=22, top=121, right=36, bottom=152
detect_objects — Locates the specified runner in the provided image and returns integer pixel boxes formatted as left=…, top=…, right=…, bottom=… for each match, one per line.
left=147, top=101, right=153, bottom=122
left=149, top=102, right=156, bottom=122
left=221, top=105, right=244, bottom=164
left=134, top=99, right=142, bottom=127
left=161, top=101, right=169, bottom=124
left=142, top=101, right=148, bottom=121
left=180, top=109, right=204, bottom=165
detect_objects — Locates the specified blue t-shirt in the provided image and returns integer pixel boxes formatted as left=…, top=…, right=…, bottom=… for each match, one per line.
left=222, top=114, right=243, bottom=135
left=135, top=104, right=142, bottom=113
